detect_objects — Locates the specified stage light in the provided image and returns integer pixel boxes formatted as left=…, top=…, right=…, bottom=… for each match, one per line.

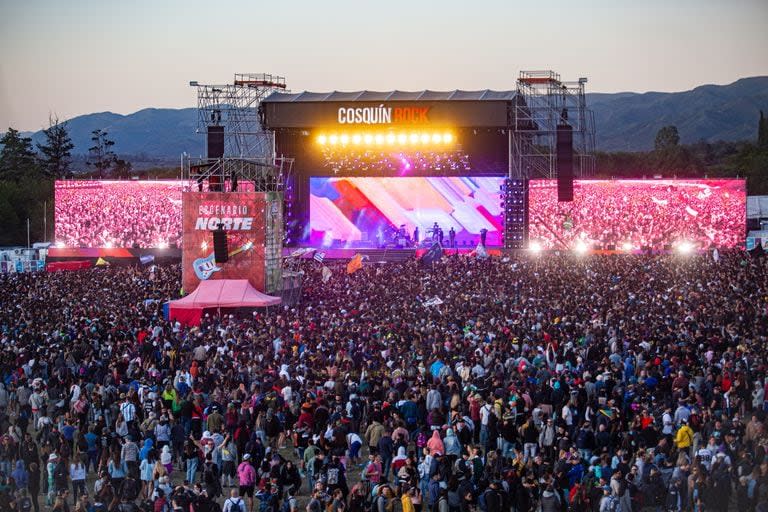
left=201, top=241, right=209, bottom=251
left=529, top=240, right=542, bottom=254
left=397, top=133, right=408, bottom=145
left=676, top=241, right=694, bottom=254
left=622, top=242, right=634, bottom=252
left=104, top=242, right=113, bottom=249
left=364, top=134, right=374, bottom=145
left=329, top=135, right=338, bottom=145
left=443, top=133, right=454, bottom=144
left=574, top=241, right=588, bottom=254
left=317, top=134, right=327, bottom=145
left=339, top=134, right=349, bottom=145
left=158, top=241, right=169, bottom=249
left=432, top=133, right=443, bottom=144
left=409, top=133, right=420, bottom=144
left=352, top=134, right=362, bottom=145
left=420, top=133, right=430, bottom=144
left=374, top=134, right=384, bottom=145
left=55, top=241, right=65, bottom=248
left=386, top=134, right=396, bottom=145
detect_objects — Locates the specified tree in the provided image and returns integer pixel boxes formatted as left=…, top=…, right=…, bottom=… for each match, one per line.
left=37, top=116, right=74, bottom=179
left=87, top=129, right=117, bottom=176
left=654, top=126, right=680, bottom=152
left=758, top=110, right=768, bottom=149
left=0, top=128, right=40, bottom=181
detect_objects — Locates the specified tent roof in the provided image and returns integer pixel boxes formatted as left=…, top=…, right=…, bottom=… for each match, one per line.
left=262, top=89, right=517, bottom=103
left=170, top=279, right=281, bottom=309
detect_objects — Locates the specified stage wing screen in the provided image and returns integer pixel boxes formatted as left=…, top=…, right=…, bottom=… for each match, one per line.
left=55, top=180, right=184, bottom=248
left=528, top=179, right=746, bottom=250
left=309, top=176, right=504, bottom=246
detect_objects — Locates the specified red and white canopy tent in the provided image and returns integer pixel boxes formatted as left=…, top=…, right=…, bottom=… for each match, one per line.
left=168, top=279, right=281, bottom=326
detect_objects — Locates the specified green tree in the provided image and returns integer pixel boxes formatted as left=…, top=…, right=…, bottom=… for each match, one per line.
left=654, top=125, right=681, bottom=152
left=87, top=128, right=116, bottom=176
left=0, top=128, right=40, bottom=181
left=758, top=110, right=768, bottom=149
left=37, top=116, right=75, bottom=179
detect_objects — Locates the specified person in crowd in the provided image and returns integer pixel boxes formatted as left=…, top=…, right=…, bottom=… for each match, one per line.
left=0, top=250, right=765, bottom=511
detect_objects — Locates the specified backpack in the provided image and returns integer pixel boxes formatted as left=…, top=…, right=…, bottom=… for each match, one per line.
left=18, top=497, right=32, bottom=512
left=280, top=496, right=296, bottom=512
left=227, top=498, right=246, bottom=512
left=369, top=496, right=385, bottom=512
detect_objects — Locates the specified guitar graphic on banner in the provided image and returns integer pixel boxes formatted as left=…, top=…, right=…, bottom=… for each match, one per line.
left=193, top=241, right=254, bottom=280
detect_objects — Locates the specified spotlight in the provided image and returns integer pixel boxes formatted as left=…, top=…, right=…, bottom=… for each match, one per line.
left=420, top=133, right=430, bottom=144
left=55, top=241, right=65, bottom=248
left=317, top=134, right=327, bottom=145
left=329, top=135, right=339, bottom=145
left=201, top=241, right=209, bottom=251
left=351, top=134, right=362, bottom=145
left=104, top=242, right=113, bottom=248
left=574, top=241, right=588, bottom=254
left=386, top=134, right=396, bottom=145
left=158, top=241, right=169, bottom=249
left=409, top=133, right=420, bottom=144
left=622, top=242, right=634, bottom=252
left=432, top=133, right=443, bottom=144
left=374, top=134, right=384, bottom=145
left=529, top=241, right=542, bottom=254
left=397, top=133, right=408, bottom=145
left=339, top=134, right=349, bottom=145
left=443, top=133, right=454, bottom=143
left=363, top=134, right=374, bottom=145
left=676, top=241, right=694, bottom=254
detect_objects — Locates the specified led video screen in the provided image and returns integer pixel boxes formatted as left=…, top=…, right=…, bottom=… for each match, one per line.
left=528, top=179, right=745, bottom=249
left=309, top=176, right=504, bottom=247
left=55, top=180, right=184, bottom=248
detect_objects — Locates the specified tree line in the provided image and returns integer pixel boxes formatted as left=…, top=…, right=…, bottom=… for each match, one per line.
left=0, top=114, right=767, bottom=246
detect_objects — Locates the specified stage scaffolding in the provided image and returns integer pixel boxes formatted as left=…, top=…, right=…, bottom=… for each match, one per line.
left=182, top=73, right=297, bottom=296
left=510, top=70, right=596, bottom=179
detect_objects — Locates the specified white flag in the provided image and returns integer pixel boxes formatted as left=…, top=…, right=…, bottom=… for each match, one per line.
left=685, top=206, right=699, bottom=217
left=712, top=248, right=720, bottom=263
left=321, top=266, right=332, bottom=283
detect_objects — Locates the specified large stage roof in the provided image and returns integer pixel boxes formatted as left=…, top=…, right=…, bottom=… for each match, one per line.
left=263, top=90, right=517, bottom=103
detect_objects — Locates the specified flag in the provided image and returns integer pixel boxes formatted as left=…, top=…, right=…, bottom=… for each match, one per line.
left=420, top=242, right=443, bottom=266
left=423, top=296, right=444, bottom=307
left=95, top=257, right=109, bottom=266
left=712, top=248, right=720, bottom=263
left=314, top=252, right=325, bottom=264
left=650, top=197, right=668, bottom=206
left=139, top=255, right=155, bottom=265
left=473, top=242, right=488, bottom=259
left=321, top=266, right=332, bottom=283
left=289, top=248, right=315, bottom=258
left=347, top=253, right=363, bottom=274
left=685, top=206, right=699, bottom=217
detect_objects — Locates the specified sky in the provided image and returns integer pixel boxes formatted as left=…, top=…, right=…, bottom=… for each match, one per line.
left=1, top=0, right=767, bottom=132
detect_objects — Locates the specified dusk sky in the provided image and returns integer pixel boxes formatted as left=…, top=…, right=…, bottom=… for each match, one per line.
left=1, top=0, right=767, bottom=132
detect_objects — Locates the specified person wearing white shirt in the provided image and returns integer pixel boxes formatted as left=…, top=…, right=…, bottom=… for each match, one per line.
left=70, top=460, right=87, bottom=502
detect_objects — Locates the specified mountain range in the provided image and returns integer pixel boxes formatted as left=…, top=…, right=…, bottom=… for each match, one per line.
left=18, top=76, right=768, bottom=166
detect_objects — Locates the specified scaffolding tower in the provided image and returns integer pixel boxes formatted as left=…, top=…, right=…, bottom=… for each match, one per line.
left=510, top=70, right=596, bottom=179
left=190, top=73, right=286, bottom=159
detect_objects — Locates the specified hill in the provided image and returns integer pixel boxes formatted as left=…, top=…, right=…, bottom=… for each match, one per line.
left=15, top=76, right=768, bottom=162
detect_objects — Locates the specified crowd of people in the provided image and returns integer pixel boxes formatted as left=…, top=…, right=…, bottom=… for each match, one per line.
left=529, top=180, right=745, bottom=250
left=54, top=181, right=183, bottom=248
left=0, top=250, right=766, bottom=512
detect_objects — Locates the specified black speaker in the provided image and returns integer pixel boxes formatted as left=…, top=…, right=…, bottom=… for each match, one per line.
left=557, top=124, right=574, bottom=202
left=213, top=228, right=228, bottom=263
left=207, top=126, right=225, bottom=159
left=207, top=126, right=225, bottom=192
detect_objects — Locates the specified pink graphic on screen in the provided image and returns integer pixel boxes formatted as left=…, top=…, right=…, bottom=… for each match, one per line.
left=528, top=179, right=745, bottom=250
left=309, top=177, right=504, bottom=246
left=55, top=180, right=184, bottom=248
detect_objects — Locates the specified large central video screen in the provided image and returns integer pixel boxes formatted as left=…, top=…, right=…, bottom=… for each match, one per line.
left=309, top=176, right=504, bottom=247
left=55, top=180, right=184, bottom=248
left=528, top=179, right=746, bottom=249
